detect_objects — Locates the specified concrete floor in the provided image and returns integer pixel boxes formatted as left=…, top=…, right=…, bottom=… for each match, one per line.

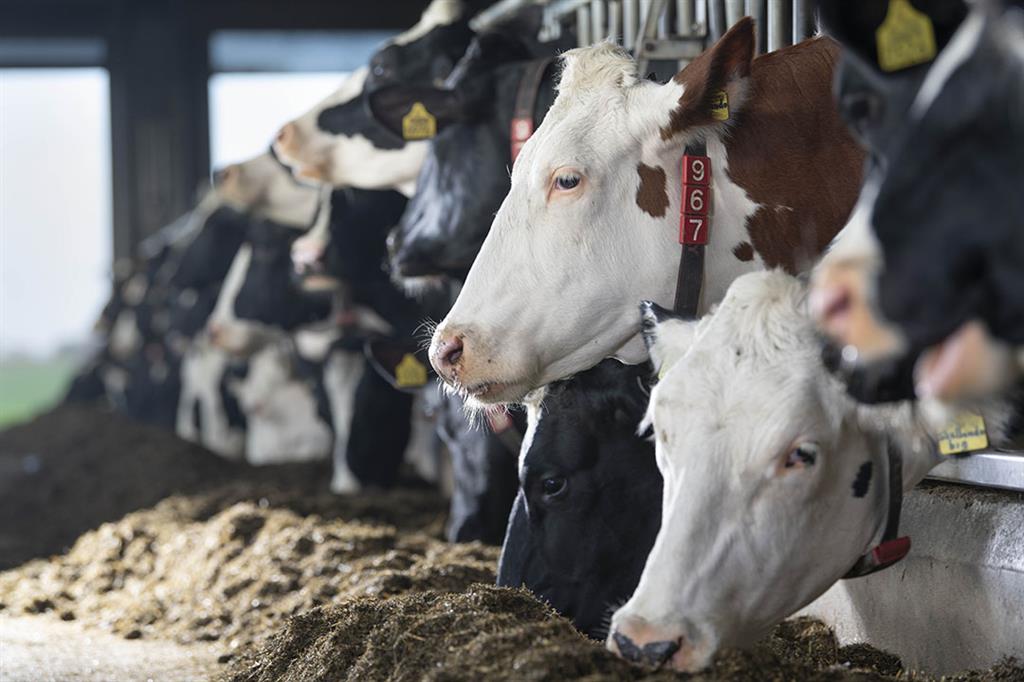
left=0, top=615, right=220, bottom=682
left=802, top=481, right=1024, bottom=675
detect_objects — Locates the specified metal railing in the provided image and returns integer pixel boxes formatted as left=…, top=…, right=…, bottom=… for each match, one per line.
left=473, top=0, right=815, bottom=68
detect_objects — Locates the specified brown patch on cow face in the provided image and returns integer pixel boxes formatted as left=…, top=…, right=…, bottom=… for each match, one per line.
left=636, top=163, right=670, bottom=217
left=660, top=18, right=755, bottom=141
left=721, top=38, right=864, bottom=274
left=732, top=241, right=754, bottom=262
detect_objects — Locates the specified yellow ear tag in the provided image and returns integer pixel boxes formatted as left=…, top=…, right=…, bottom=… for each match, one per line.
left=936, top=412, right=989, bottom=455
left=876, top=0, right=938, bottom=72
left=395, top=353, right=428, bottom=388
left=710, top=90, right=729, bottom=121
left=401, top=102, right=437, bottom=140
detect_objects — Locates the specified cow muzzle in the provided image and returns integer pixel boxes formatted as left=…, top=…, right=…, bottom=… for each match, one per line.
left=608, top=616, right=699, bottom=671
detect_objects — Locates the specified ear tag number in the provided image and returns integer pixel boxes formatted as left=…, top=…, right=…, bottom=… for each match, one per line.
left=680, top=154, right=711, bottom=245
left=710, top=90, right=729, bottom=121
left=936, top=412, right=989, bottom=455
left=402, top=102, right=437, bottom=140
left=876, top=0, right=937, bottom=72
left=395, top=353, right=428, bottom=387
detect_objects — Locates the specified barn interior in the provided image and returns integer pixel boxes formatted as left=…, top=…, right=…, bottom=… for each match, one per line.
left=1, top=1, right=1022, bottom=680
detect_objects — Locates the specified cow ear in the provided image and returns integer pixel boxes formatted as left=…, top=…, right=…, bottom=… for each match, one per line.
left=639, top=301, right=698, bottom=377
left=658, top=17, right=755, bottom=141
left=366, top=85, right=462, bottom=142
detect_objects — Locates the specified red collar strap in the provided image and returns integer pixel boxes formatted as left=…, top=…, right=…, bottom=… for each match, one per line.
left=843, top=441, right=911, bottom=579
left=674, top=143, right=711, bottom=317
left=510, top=57, right=554, bottom=162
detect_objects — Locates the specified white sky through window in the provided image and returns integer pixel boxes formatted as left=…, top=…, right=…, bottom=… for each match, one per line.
left=0, top=68, right=112, bottom=358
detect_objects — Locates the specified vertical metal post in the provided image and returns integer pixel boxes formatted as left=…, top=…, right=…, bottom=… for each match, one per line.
left=624, top=0, right=639, bottom=49
left=592, top=0, right=606, bottom=42
left=708, top=0, right=727, bottom=41
left=577, top=4, right=593, bottom=46
left=608, top=0, right=623, bottom=41
left=725, top=0, right=744, bottom=28
left=676, top=0, right=696, bottom=36
left=745, top=0, right=765, bottom=52
left=767, top=0, right=791, bottom=51
left=792, top=0, right=808, bottom=42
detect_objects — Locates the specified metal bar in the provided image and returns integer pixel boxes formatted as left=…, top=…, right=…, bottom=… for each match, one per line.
left=592, top=0, right=606, bottom=42
left=635, top=0, right=666, bottom=73
left=745, top=0, right=765, bottom=52
left=676, top=0, right=696, bottom=36
left=708, top=0, right=726, bottom=41
left=725, top=0, right=744, bottom=29
left=577, top=3, right=593, bottom=46
left=623, top=0, right=639, bottom=49
left=767, top=0, right=791, bottom=51
left=928, top=451, right=1024, bottom=493
left=658, top=3, right=670, bottom=39
left=792, top=0, right=809, bottom=41
left=470, top=0, right=535, bottom=32
left=608, top=0, right=623, bottom=41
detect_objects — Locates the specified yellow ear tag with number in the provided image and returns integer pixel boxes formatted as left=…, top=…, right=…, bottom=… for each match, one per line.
left=401, top=102, right=437, bottom=140
left=710, top=90, right=729, bottom=121
left=876, top=0, right=938, bottom=72
left=395, top=353, right=428, bottom=388
left=936, top=412, right=989, bottom=455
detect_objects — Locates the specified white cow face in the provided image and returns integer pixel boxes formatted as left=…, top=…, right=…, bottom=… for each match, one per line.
left=609, top=271, right=936, bottom=671
left=430, top=22, right=756, bottom=405
left=213, top=152, right=320, bottom=228
left=273, top=67, right=429, bottom=196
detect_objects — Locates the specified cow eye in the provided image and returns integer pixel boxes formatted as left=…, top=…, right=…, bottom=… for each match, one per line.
left=541, top=476, right=568, bottom=499
left=782, top=443, right=819, bottom=471
left=839, top=92, right=883, bottom=137
left=553, top=173, right=581, bottom=191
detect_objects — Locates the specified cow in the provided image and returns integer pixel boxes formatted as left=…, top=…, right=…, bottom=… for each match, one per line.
left=367, top=30, right=559, bottom=286
left=176, top=334, right=247, bottom=460
left=272, top=0, right=483, bottom=194
left=497, top=359, right=660, bottom=639
left=227, top=338, right=334, bottom=466
left=428, top=20, right=864, bottom=405
left=605, top=270, right=1015, bottom=671
left=809, top=0, right=1024, bottom=404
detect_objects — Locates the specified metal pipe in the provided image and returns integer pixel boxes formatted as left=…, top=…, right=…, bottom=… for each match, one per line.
left=592, top=0, right=606, bottom=41
left=767, top=0, right=791, bottom=51
left=708, top=0, right=727, bottom=41
left=745, top=0, right=765, bottom=52
left=624, top=0, right=639, bottom=49
left=676, top=0, right=696, bottom=36
left=577, top=4, right=593, bottom=46
left=725, top=0, right=744, bottom=29
left=608, top=0, right=623, bottom=41
left=792, top=0, right=809, bottom=42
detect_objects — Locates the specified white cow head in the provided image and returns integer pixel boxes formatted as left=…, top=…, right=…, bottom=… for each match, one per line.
left=430, top=21, right=758, bottom=405
left=607, top=270, right=1012, bottom=671
left=212, top=152, right=320, bottom=228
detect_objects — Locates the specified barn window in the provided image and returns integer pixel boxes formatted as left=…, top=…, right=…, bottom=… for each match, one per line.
left=0, top=65, right=112, bottom=425
left=206, top=30, right=394, bottom=168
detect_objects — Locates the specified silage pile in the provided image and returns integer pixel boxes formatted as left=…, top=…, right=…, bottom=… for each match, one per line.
left=0, top=491, right=496, bottom=660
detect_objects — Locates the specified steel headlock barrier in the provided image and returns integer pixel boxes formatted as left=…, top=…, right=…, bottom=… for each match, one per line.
left=470, top=0, right=1024, bottom=493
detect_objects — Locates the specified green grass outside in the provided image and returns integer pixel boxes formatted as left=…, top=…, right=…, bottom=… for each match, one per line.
left=0, top=355, right=79, bottom=429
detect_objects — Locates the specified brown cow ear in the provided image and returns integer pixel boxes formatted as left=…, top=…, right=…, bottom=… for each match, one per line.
left=661, top=17, right=755, bottom=139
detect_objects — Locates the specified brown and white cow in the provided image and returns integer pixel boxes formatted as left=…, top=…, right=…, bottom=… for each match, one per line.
left=429, top=19, right=864, bottom=405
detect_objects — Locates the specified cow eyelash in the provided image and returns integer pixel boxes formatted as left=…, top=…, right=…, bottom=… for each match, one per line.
left=782, top=443, right=819, bottom=471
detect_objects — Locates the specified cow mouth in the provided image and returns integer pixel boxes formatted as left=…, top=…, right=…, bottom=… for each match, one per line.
left=460, top=378, right=529, bottom=405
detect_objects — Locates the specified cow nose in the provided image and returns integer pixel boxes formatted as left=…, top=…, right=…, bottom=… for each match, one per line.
left=430, top=334, right=464, bottom=383
left=611, top=631, right=680, bottom=667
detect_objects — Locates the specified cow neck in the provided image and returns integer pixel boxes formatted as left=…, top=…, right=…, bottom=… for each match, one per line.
left=842, top=440, right=910, bottom=579
left=509, top=57, right=555, bottom=162
left=673, top=141, right=710, bottom=318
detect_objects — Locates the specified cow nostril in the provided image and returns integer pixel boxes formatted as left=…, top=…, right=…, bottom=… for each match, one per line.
left=444, top=339, right=463, bottom=367
left=612, top=632, right=644, bottom=664
left=641, top=639, right=681, bottom=666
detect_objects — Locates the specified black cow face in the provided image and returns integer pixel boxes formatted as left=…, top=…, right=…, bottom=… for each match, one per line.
left=819, top=0, right=1024, bottom=390
left=497, top=360, right=661, bottom=639
left=167, top=207, right=249, bottom=291
left=233, top=220, right=332, bottom=330
left=368, top=31, right=555, bottom=280
left=365, top=17, right=475, bottom=95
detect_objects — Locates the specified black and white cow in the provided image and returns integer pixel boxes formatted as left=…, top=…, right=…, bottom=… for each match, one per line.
left=498, top=360, right=661, bottom=639
left=811, top=0, right=1024, bottom=404
left=272, top=0, right=484, bottom=194
left=368, top=29, right=560, bottom=284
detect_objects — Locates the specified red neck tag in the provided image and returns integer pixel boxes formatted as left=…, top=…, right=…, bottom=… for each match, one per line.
left=680, top=154, right=712, bottom=245
left=510, top=117, right=534, bottom=162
